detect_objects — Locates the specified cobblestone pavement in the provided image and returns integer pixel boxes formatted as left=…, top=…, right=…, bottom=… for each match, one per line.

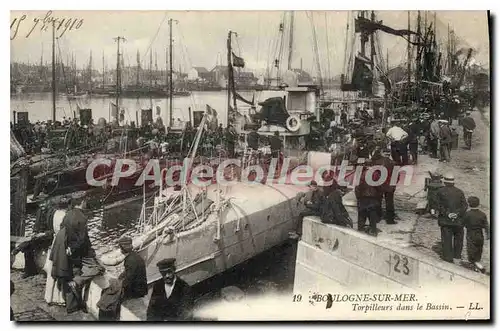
left=410, top=109, right=491, bottom=274
left=10, top=270, right=95, bottom=322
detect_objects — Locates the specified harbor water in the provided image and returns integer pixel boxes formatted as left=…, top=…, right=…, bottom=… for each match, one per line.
left=10, top=90, right=286, bottom=127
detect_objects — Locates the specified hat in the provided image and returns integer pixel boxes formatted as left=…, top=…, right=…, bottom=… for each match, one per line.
left=467, top=196, right=480, bottom=208
left=117, top=236, right=132, bottom=246
left=442, top=173, right=455, bottom=184
left=157, top=258, right=176, bottom=271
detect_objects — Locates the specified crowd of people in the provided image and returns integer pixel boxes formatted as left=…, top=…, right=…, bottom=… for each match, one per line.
left=297, top=105, right=488, bottom=272
left=10, top=196, right=194, bottom=321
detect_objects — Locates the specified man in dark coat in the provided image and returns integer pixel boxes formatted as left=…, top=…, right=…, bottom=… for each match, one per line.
left=320, top=181, right=353, bottom=228
left=371, top=149, right=397, bottom=225
left=436, top=173, right=468, bottom=263
left=147, top=258, right=193, bottom=321
left=51, top=198, right=96, bottom=313
left=439, top=121, right=452, bottom=162
left=64, top=199, right=93, bottom=271
left=461, top=110, right=476, bottom=150
left=118, top=236, right=147, bottom=300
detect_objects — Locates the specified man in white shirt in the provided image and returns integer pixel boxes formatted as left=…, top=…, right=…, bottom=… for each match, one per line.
left=384, top=122, right=409, bottom=166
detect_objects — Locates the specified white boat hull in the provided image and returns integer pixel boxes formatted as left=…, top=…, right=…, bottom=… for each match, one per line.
left=111, top=182, right=312, bottom=286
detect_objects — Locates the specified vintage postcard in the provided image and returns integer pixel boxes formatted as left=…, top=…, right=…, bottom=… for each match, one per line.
left=10, top=10, right=490, bottom=321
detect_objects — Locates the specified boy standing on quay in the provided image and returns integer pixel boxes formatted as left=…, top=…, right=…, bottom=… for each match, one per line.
left=463, top=196, right=490, bottom=272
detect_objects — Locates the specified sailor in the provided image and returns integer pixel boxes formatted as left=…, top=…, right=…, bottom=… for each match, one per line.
left=354, top=159, right=382, bottom=236
left=463, top=196, right=489, bottom=271
left=146, top=258, right=194, bottom=321
left=269, top=131, right=282, bottom=159
left=117, top=236, right=147, bottom=300
left=385, top=121, right=409, bottom=166
left=461, top=110, right=476, bottom=150
left=438, top=120, right=452, bottom=162
left=436, top=173, right=468, bottom=263
left=371, top=148, right=397, bottom=224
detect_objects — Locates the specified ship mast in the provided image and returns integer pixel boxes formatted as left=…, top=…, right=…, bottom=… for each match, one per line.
left=416, top=11, right=421, bottom=82
left=325, top=12, right=332, bottom=86
left=102, top=51, right=105, bottom=87
left=407, top=11, right=411, bottom=101
left=113, top=36, right=125, bottom=122
left=309, top=11, right=323, bottom=92
left=226, top=30, right=238, bottom=127
left=89, top=50, right=93, bottom=94
left=136, top=50, right=141, bottom=86
left=168, top=18, right=178, bottom=127
left=51, top=21, right=56, bottom=122
left=369, top=11, right=376, bottom=74
left=165, top=47, right=168, bottom=126
left=149, top=48, right=153, bottom=89
left=287, top=11, right=294, bottom=70
left=149, top=47, right=153, bottom=109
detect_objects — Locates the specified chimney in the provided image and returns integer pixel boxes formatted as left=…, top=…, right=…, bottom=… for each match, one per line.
left=300, top=58, right=303, bottom=71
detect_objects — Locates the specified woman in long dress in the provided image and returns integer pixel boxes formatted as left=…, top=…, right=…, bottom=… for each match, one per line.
left=44, top=209, right=66, bottom=305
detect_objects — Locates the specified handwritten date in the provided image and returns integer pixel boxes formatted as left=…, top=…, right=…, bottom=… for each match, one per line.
left=11, top=11, right=84, bottom=40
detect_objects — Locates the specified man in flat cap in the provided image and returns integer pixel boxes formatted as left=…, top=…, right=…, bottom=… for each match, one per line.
left=146, top=258, right=193, bottom=321
left=117, top=236, right=147, bottom=300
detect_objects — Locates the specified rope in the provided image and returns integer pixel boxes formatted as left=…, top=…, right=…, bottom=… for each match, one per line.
left=140, top=12, right=169, bottom=67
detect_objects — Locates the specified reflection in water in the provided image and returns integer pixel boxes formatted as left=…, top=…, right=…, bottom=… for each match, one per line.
left=10, top=90, right=286, bottom=126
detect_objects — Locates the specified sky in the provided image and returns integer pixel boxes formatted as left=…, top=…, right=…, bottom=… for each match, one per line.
left=10, top=10, right=490, bottom=78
